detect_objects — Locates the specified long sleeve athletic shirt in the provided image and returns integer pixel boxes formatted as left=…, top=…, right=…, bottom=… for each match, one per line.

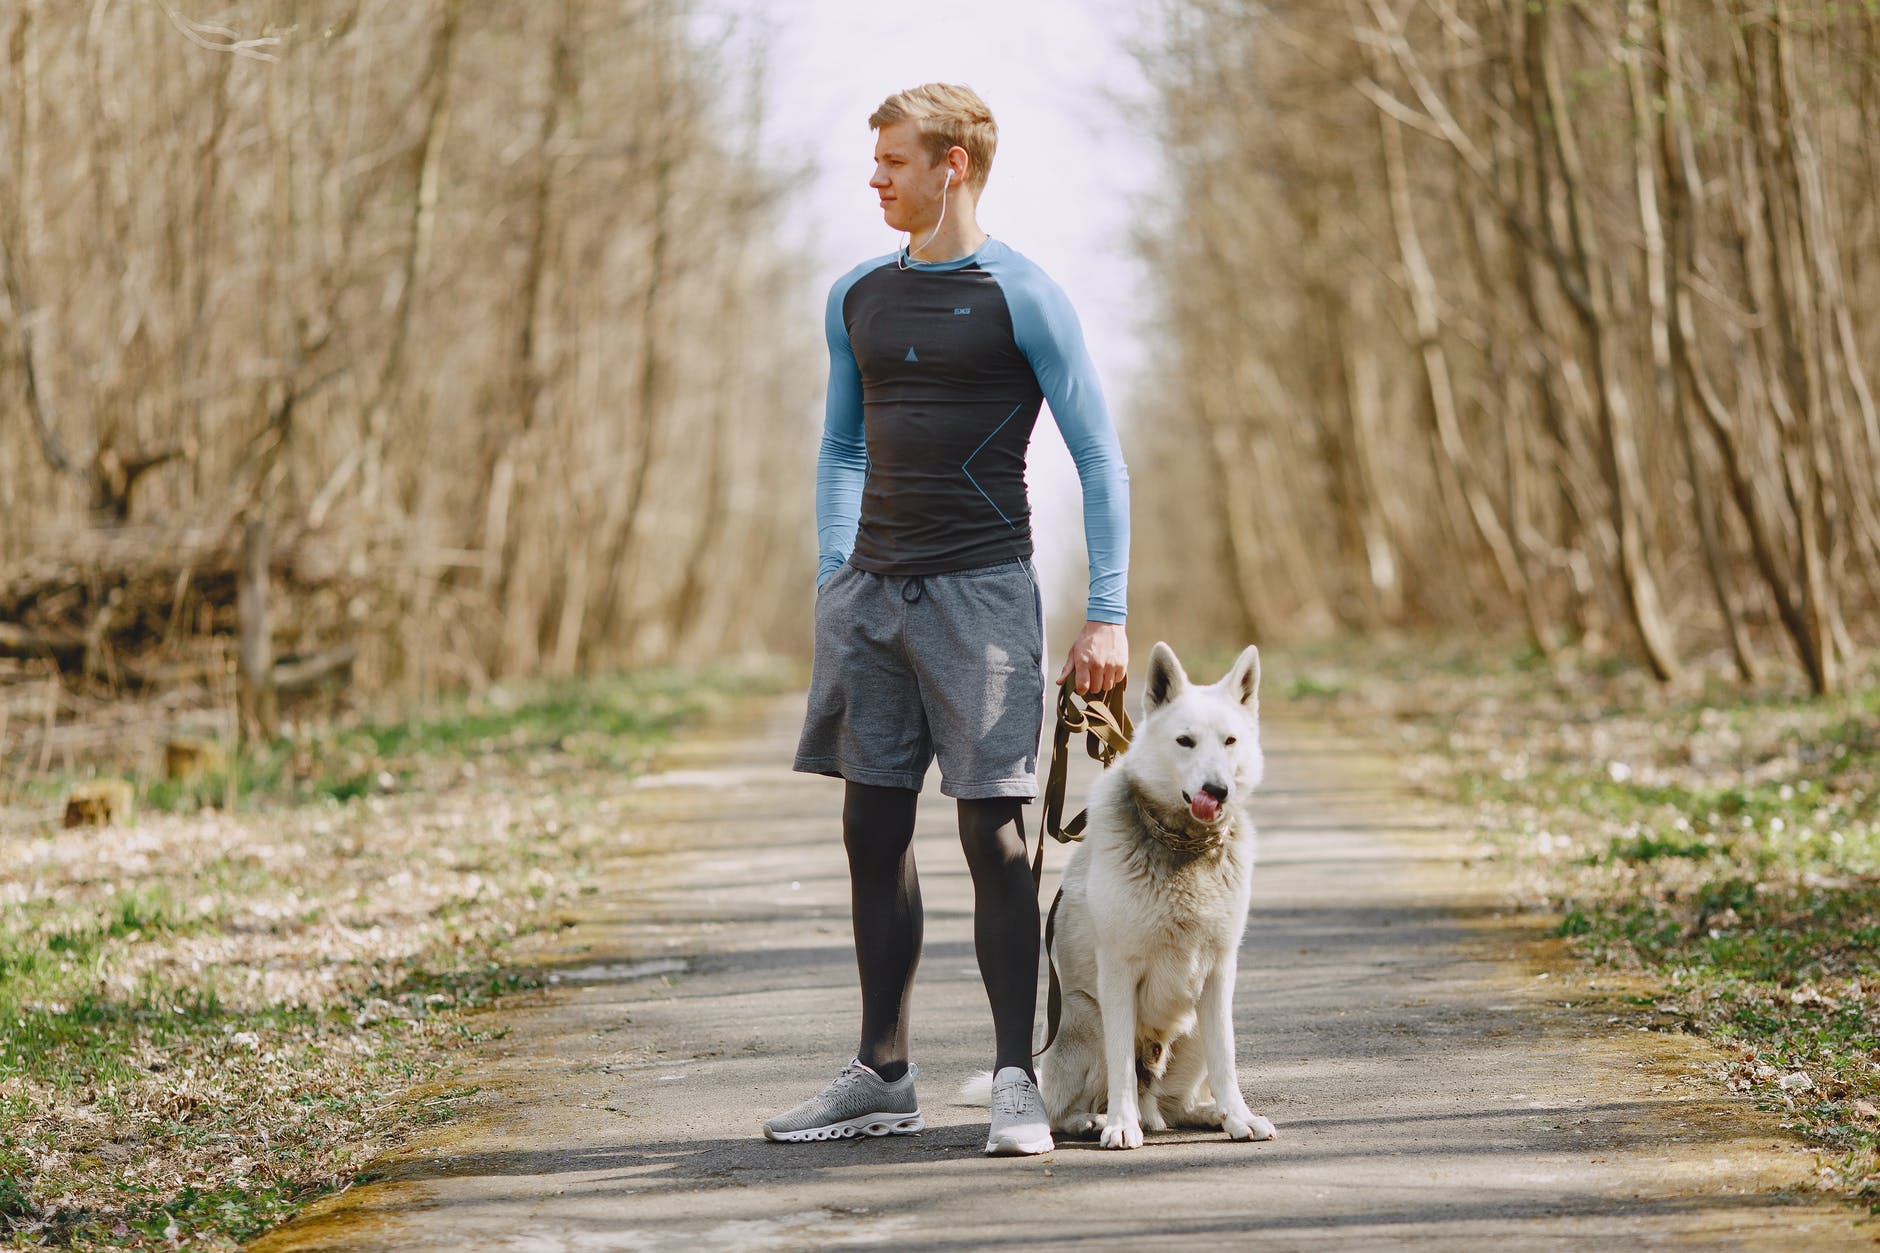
left=814, top=238, right=1130, bottom=623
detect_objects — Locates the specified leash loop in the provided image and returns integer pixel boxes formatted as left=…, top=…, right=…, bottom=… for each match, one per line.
left=1039, top=678, right=1133, bottom=850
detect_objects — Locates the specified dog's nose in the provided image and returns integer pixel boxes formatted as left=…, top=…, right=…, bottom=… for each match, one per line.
left=1201, top=782, right=1229, bottom=804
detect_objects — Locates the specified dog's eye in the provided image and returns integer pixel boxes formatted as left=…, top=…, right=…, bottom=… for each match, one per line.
left=1176, top=735, right=1195, bottom=748
left=1224, top=736, right=1237, bottom=745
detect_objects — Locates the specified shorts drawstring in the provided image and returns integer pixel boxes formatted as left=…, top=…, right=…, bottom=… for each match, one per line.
left=900, top=575, right=925, bottom=603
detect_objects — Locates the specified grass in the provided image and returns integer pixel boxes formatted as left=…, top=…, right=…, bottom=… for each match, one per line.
left=2, top=668, right=731, bottom=823
left=1276, top=636, right=1880, bottom=1210
left=122, top=669, right=721, bottom=817
left=0, top=662, right=786, bottom=1250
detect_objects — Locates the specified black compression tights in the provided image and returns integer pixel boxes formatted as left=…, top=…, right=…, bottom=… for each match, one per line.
left=842, top=782, right=1040, bottom=1082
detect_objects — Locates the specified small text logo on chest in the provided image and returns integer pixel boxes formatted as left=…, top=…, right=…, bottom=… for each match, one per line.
left=954, top=307, right=972, bottom=315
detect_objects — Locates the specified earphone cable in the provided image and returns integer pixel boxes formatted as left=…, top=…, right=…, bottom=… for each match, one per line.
left=899, top=169, right=952, bottom=270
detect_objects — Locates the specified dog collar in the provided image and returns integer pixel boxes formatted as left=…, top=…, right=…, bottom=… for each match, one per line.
left=1127, top=782, right=1226, bottom=856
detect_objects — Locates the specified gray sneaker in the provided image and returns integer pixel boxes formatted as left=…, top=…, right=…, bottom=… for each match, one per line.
left=986, top=1066, right=1053, bottom=1155
left=762, top=1059, right=923, bottom=1142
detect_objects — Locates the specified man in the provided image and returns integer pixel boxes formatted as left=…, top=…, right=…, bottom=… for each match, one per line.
left=765, top=83, right=1129, bottom=1157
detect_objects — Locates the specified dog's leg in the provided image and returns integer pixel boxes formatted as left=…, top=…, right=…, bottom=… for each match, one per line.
left=1042, top=991, right=1107, bottom=1138
left=1044, top=1059, right=1109, bottom=1137
left=1047, top=1070, right=1106, bottom=1138
left=1096, top=952, right=1144, bottom=1149
left=1042, top=1036, right=1104, bottom=1139
left=1199, top=964, right=1275, bottom=1142
left=1139, top=1078, right=1168, bottom=1132
left=1136, top=1033, right=1170, bottom=1131
left=1160, top=1034, right=1220, bottom=1128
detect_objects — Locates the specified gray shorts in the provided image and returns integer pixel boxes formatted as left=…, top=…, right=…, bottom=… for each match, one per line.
left=794, top=558, right=1046, bottom=798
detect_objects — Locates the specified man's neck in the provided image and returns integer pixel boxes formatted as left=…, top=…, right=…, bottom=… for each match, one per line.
left=907, top=204, right=988, bottom=264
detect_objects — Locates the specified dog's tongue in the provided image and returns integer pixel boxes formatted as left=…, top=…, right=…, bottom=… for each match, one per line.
left=1190, top=791, right=1221, bottom=822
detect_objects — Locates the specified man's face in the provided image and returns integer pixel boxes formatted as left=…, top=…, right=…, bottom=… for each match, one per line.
left=871, top=121, right=951, bottom=236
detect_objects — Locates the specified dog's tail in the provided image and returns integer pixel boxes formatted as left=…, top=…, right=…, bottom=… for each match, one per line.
left=956, top=1071, right=995, bottom=1106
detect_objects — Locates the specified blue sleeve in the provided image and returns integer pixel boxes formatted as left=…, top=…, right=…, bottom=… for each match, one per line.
left=995, top=256, right=1130, bottom=623
left=814, top=265, right=875, bottom=587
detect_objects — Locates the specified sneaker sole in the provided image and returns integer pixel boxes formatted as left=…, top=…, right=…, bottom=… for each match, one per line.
left=764, top=1112, right=924, bottom=1142
left=985, top=1130, right=1054, bottom=1156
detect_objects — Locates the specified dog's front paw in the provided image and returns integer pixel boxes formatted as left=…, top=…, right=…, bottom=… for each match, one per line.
left=1224, top=1111, right=1277, bottom=1142
left=1099, top=1118, right=1144, bottom=1150
left=1056, top=1112, right=1105, bottom=1139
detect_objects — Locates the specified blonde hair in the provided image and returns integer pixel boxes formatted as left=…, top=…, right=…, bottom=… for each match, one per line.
left=869, top=83, right=998, bottom=194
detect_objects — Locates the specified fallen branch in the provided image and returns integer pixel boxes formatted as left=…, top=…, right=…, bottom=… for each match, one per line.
left=273, top=647, right=356, bottom=693
left=0, top=623, right=87, bottom=667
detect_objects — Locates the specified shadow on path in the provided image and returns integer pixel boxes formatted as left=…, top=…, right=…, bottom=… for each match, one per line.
left=251, top=697, right=1869, bottom=1252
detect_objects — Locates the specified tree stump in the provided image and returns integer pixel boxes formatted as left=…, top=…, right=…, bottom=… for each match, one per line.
left=64, top=779, right=134, bottom=828
left=165, top=737, right=227, bottom=781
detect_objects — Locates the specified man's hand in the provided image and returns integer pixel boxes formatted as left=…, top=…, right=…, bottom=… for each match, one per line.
left=1057, top=621, right=1128, bottom=695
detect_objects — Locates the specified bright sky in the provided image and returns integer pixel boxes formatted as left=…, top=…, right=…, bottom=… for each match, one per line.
left=700, top=0, right=1164, bottom=624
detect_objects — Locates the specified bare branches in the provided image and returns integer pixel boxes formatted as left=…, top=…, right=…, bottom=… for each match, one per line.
left=1135, top=0, right=1875, bottom=689
left=150, top=0, right=279, bottom=63
left=4, top=0, right=816, bottom=699
left=1, top=232, right=79, bottom=481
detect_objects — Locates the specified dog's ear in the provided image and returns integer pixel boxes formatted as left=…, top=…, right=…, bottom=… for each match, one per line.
left=1223, top=644, right=1261, bottom=710
left=1144, top=641, right=1189, bottom=712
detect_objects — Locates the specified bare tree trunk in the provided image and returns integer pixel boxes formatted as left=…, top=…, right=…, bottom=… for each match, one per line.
left=1322, top=288, right=1404, bottom=621
left=1651, top=0, right=1822, bottom=685
left=491, top=0, right=575, bottom=675
left=1636, top=0, right=1758, bottom=681
left=360, top=0, right=461, bottom=514
left=1737, top=13, right=1838, bottom=693
left=1369, top=38, right=1539, bottom=647
left=1770, top=4, right=1866, bottom=670
left=237, top=513, right=277, bottom=745
left=1525, top=1, right=1680, bottom=680
left=3, top=0, right=83, bottom=492
left=1342, top=321, right=1406, bottom=619
left=174, top=51, right=234, bottom=507
left=1203, top=404, right=1274, bottom=644
left=595, top=13, right=679, bottom=646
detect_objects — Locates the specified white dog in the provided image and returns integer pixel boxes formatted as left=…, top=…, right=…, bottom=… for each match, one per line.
left=969, top=642, right=1277, bottom=1149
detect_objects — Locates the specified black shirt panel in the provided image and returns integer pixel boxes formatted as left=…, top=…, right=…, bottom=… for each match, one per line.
left=841, top=260, right=1045, bottom=576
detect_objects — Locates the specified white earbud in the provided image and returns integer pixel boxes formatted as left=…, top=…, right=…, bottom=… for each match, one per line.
left=944, top=169, right=954, bottom=186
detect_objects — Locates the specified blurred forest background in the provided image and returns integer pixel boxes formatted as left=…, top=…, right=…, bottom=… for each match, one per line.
left=4, top=3, right=1880, bottom=1239
left=1131, top=0, right=1879, bottom=695
left=1, top=0, right=816, bottom=769
left=5, top=0, right=1879, bottom=776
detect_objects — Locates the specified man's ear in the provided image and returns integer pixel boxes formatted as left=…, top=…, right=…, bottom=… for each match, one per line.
left=1144, top=641, right=1188, bottom=712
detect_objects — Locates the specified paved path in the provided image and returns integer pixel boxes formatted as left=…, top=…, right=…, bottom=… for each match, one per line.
left=254, top=695, right=1868, bottom=1251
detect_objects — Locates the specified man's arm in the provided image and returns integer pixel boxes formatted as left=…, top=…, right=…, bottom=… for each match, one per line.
left=1001, top=259, right=1130, bottom=693
left=816, top=278, right=868, bottom=587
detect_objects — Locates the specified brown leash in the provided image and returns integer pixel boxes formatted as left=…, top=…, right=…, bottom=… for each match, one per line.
left=1029, top=678, right=1133, bottom=1058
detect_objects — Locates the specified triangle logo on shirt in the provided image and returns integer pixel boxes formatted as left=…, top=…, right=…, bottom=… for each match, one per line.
left=904, top=347, right=919, bottom=362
